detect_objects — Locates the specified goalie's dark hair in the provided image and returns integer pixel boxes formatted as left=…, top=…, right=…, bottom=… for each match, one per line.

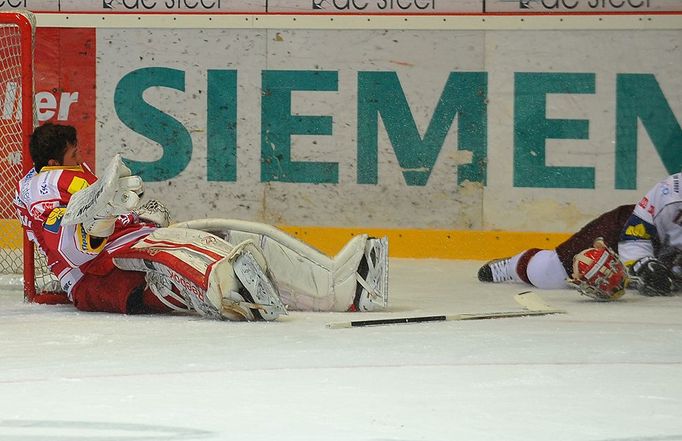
left=29, top=123, right=78, bottom=172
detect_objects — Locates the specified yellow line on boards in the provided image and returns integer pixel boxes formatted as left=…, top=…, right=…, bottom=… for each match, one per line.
left=279, top=225, right=571, bottom=260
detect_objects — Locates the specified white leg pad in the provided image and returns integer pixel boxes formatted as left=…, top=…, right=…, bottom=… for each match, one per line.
left=112, top=227, right=286, bottom=321
left=171, top=219, right=368, bottom=312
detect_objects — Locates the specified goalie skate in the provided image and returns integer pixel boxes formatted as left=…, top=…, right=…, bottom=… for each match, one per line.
left=218, top=251, right=287, bottom=321
left=354, top=237, right=389, bottom=311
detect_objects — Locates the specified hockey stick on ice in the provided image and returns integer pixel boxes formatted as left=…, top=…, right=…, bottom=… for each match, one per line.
left=513, top=290, right=563, bottom=312
left=326, top=291, right=565, bottom=329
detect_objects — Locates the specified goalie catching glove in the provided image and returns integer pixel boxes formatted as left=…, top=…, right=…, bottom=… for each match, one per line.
left=135, top=199, right=171, bottom=227
left=567, top=238, right=627, bottom=301
left=62, top=154, right=143, bottom=237
left=627, top=256, right=675, bottom=296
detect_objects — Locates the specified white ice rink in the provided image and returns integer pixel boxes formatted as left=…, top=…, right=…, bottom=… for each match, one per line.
left=1, top=259, right=681, bottom=441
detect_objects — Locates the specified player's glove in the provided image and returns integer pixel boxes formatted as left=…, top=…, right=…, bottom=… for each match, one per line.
left=628, top=256, right=675, bottom=296
left=657, top=247, right=682, bottom=291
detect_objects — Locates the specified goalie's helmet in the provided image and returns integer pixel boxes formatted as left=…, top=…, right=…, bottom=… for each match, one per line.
left=569, top=238, right=627, bottom=301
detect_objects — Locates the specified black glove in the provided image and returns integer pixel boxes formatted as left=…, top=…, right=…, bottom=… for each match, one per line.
left=629, top=256, right=675, bottom=296
left=657, top=247, right=682, bottom=289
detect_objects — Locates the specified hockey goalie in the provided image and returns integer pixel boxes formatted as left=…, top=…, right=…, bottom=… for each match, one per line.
left=14, top=123, right=388, bottom=321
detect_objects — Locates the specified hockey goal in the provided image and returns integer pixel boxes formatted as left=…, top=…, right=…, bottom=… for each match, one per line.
left=0, top=11, right=57, bottom=300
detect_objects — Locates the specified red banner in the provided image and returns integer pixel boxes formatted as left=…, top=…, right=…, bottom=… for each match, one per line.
left=35, top=27, right=97, bottom=169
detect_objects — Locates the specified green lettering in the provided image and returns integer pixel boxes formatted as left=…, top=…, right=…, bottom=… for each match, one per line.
left=114, top=67, right=192, bottom=181
left=616, top=74, right=682, bottom=189
left=514, top=72, right=595, bottom=188
left=207, top=70, right=238, bottom=182
left=357, top=71, right=487, bottom=186
left=261, top=70, right=339, bottom=184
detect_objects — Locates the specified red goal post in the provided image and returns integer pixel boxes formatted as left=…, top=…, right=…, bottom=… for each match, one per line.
left=0, top=11, right=56, bottom=301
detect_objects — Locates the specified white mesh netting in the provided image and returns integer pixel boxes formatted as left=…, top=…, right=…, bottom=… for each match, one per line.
left=0, top=12, right=58, bottom=295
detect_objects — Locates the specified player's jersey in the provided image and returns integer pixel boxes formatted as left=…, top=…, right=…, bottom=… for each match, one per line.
left=618, top=173, right=682, bottom=263
left=14, top=164, right=155, bottom=298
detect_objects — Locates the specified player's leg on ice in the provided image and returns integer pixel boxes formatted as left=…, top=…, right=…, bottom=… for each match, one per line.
left=170, top=219, right=389, bottom=312
left=478, top=250, right=568, bottom=289
left=478, top=205, right=635, bottom=295
left=112, top=227, right=286, bottom=321
left=478, top=256, right=520, bottom=283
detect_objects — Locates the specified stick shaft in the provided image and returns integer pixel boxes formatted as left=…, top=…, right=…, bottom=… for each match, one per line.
left=328, top=315, right=447, bottom=329
left=327, top=291, right=566, bottom=329
left=327, top=307, right=563, bottom=329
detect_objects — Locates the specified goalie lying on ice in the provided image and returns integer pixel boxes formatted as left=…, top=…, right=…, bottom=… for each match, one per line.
left=14, top=123, right=388, bottom=321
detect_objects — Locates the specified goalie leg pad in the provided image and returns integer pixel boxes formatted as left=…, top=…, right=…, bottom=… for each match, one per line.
left=353, top=236, right=389, bottom=311
left=144, top=271, right=191, bottom=312
left=113, top=227, right=285, bottom=321
left=211, top=250, right=286, bottom=321
left=115, top=255, right=223, bottom=318
left=171, top=219, right=387, bottom=312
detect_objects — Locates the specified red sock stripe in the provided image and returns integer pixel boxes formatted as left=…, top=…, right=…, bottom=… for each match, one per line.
left=516, top=248, right=542, bottom=284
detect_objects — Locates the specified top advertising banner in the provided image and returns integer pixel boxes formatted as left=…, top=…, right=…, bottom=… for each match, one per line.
left=487, top=0, right=682, bottom=13
left=1, top=0, right=680, bottom=13
left=0, top=1, right=59, bottom=11
left=60, top=0, right=266, bottom=12
left=267, top=0, right=482, bottom=13
left=0, top=0, right=266, bottom=13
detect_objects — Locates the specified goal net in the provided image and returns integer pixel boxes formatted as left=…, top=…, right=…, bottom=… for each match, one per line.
left=0, top=11, right=58, bottom=299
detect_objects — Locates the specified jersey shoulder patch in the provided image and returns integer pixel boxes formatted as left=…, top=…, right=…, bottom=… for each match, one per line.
left=44, top=207, right=66, bottom=234
left=623, top=223, right=651, bottom=240
left=66, top=176, right=90, bottom=195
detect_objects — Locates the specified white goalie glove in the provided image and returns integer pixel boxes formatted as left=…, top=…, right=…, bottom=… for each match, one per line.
left=62, top=154, right=143, bottom=237
left=135, top=199, right=171, bottom=227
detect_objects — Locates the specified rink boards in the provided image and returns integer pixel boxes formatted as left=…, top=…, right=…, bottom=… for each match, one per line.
left=3, top=14, right=679, bottom=258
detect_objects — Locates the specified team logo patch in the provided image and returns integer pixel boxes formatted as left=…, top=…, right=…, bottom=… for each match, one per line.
left=67, top=177, right=89, bottom=195
left=44, top=208, right=66, bottom=233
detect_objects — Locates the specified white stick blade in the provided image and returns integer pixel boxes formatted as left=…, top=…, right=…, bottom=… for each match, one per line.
left=514, top=290, right=564, bottom=313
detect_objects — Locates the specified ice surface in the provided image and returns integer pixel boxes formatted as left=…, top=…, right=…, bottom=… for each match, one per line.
left=1, top=259, right=681, bottom=441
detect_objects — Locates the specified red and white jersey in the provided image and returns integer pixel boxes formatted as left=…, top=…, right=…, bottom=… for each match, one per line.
left=14, top=164, right=155, bottom=298
left=619, top=173, right=682, bottom=262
